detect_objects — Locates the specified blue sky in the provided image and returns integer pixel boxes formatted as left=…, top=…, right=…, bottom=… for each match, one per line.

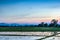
left=0, top=0, right=60, bottom=23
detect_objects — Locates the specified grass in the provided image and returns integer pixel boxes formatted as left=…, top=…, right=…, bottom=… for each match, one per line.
left=0, top=27, right=60, bottom=31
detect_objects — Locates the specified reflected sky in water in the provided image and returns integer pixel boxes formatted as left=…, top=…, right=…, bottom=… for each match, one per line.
left=0, top=36, right=42, bottom=40
left=0, top=36, right=60, bottom=40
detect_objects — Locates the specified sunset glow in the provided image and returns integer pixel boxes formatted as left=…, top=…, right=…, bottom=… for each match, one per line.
left=0, top=0, right=60, bottom=24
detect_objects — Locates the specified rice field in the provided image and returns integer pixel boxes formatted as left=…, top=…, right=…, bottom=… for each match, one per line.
left=0, top=27, right=60, bottom=32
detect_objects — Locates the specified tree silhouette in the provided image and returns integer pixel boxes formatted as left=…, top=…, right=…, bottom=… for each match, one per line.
left=38, top=22, right=44, bottom=27
left=49, top=19, right=58, bottom=27
left=0, top=19, right=60, bottom=27
left=44, top=23, right=48, bottom=27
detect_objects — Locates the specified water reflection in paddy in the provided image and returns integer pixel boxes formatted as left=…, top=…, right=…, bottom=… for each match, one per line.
left=0, top=36, right=60, bottom=40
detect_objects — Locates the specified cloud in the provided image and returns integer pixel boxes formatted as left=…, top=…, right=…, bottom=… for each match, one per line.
left=0, top=0, right=60, bottom=23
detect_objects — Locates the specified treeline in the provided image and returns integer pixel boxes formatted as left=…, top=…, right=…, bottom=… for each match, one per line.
left=0, top=19, right=60, bottom=27
left=38, top=19, right=59, bottom=27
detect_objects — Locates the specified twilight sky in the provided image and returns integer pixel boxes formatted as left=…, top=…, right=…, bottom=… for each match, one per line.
left=0, top=0, right=60, bottom=23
